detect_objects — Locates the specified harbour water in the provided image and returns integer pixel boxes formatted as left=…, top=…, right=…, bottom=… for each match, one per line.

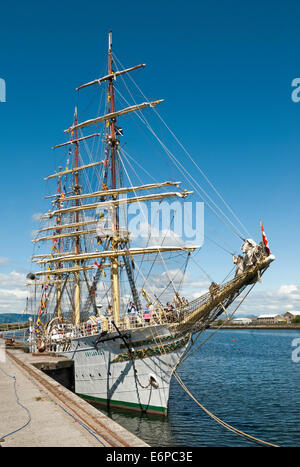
left=98, top=329, right=300, bottom=447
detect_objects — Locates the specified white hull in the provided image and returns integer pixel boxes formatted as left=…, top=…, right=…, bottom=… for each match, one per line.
left=62, top=324, right=190, bottom=414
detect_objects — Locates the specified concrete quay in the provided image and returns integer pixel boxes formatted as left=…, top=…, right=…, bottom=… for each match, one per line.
left=0, top=348, right=149, bottom=447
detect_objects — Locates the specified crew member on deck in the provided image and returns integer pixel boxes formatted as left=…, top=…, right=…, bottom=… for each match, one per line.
left=127, top=301, right=138, bottom=326
left=143, top=305, right=151, bottom=324
left=127, top=301, right=136, bottom=314
left=96, top=307, right=103, bottom=333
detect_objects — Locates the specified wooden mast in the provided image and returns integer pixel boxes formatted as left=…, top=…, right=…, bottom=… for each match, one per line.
left=44, top=161, right=104, bottom=181
left=108, top=31, right=121, bottom=325
left=65, top=101, right=163, bottom=133
left=108, top=31, right=117, bottom=197
left=56, top=167, right=62, bottom=318
left=52, top=133, right=100, bottom=150
left=42, top=190, right=191, bottom=219
left=36, top=245, right=200, bottom=266
left=76, top=63, right=146, bottom=90
left=73, top=107, right=81, bottom=325
left=44, top=181, right=182, bottom=202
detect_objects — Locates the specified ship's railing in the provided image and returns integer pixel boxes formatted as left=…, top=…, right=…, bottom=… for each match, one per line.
left=34, top=269, right=260, bottom=346
left=72, top=314, right=164, bottom=336
left=42, top=311, right=180, bottom=345
left=31, top=254, right=272, bottom=353
left=31, top=288, right=234, bottom=351
left=34, top=302, right=208, bottom=348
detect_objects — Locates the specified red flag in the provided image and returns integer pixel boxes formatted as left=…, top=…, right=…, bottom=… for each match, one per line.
left=260, top=221, right=271, bottom=255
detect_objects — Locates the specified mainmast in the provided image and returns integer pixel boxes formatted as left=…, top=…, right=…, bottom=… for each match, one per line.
left=108, top=31, right=117, bottom=193
left=73, top=107, right=81, bottom=325
left=107, top=31, right=121, bottom=325
left=56, top=167, right=62, bottom=318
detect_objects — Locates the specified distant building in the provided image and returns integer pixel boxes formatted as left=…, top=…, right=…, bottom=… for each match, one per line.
left=255, top=314, right=285, bottom=324
left=231, top=317, right=253, bottom=325
left=283, top=311, right=300, bottom=323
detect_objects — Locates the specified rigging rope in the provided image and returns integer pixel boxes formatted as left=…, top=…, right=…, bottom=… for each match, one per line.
left=113, top=55, right=247, bottom=242
left=115, top=86, right=246, bottom=242
left=113, top=51, right=252, bottom=240
left=122, top=149, right=235, bottom=255
left=177, top=280, right=258, bottom=367
left=118, top=150, right=190, bottom=301
left=115, top=92, right=241, bottom=258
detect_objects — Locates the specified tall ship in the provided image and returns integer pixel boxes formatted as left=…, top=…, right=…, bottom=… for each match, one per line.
left=27, top=32, right=275, bottom=415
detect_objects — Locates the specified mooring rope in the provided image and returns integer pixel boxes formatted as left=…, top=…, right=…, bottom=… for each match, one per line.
left=53, top=401, right=121, bottom=447
left=177, top=280, right=258, bottom=367
left=142, top=270, right=280, bottom=448
left=171, top=271, right=280, bottom=447
left=0, top=366, right=32, bottom=441
left=0, top=361, right=121, bottom=447
left=173, top=371, right=280, bottom=447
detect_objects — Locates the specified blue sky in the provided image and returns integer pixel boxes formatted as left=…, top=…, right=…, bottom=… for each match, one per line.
left=0, top=0, right=300, bottom=315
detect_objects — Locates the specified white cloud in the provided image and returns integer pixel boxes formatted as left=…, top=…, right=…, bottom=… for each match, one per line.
left=0, top=257, right=10, bottom=266
left=0, top=271, right=27, bottom=314
left=277, top=284, right=298, bottom=295
left=32, top=212, right=43, bottom=222
left=227, top=283, right=300, bottom=318
left=0, top=271, right=27, bottom=288
left=0, top=289, right=27, bottom=299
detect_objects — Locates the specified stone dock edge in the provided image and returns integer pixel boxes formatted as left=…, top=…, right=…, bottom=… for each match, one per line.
left=4, top=348, right=149, bottom=447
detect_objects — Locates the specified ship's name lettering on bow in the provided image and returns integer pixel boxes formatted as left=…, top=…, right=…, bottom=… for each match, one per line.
left=85, top=349, right=104, bottom=357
